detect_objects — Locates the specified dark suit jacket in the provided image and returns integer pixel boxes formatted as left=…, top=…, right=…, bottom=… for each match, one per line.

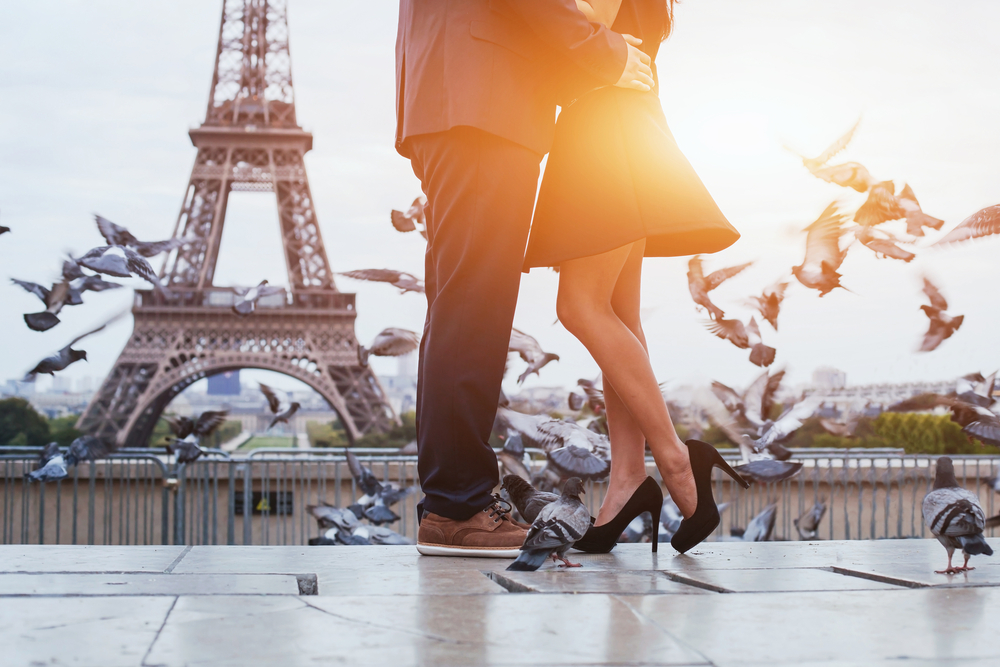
left=395, top=0, right=628, bottom=158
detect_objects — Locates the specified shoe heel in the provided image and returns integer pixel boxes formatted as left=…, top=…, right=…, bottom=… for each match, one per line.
left=648, top=497, right=662, bottom=553
left=711, top=448, right=750, bottom=489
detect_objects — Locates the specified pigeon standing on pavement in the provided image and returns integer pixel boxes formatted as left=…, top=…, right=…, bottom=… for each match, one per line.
left=259, top=383, right=301, bottom=430
left=794, top=500, right=827, bottom=540
left=923, top=456, right=993, bottom=574
left=507, top=477, right=590, bottom=571
left=735, top=503, right=777, bottom=542
left=501, top=474, right=559, bottom=524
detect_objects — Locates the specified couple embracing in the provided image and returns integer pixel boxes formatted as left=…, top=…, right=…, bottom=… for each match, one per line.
left=395, top=0, right=746, bottom=559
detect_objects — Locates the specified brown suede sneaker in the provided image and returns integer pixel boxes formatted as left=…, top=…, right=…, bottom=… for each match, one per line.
left=417, top=497, right=528, bottom=558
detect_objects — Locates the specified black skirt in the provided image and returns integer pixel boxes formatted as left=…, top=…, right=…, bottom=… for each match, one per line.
left=524, top=86, right=739, bottom=270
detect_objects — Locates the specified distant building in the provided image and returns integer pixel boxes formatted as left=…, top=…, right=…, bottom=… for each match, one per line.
left=2, top=379, right=35, bottom=398
left=813, top=367, right=847, bottom=390
left=51, top=377, right=74, bottom=393
left=207, top=371, right=241, bottom=396
left=76, top=376, right=95, bottom=393
left=381, top=353, right=417, bottom=415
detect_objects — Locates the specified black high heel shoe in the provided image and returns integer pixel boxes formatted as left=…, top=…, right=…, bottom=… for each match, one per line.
left=572, top=476, right=663, bottom=554
left=671, top=439, right=750, bottom=554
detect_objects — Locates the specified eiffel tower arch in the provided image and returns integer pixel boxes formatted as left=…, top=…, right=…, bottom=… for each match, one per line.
left=77, top=0, right=396, bottom=447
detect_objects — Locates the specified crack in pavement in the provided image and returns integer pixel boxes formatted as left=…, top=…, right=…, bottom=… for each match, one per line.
left=141, top=596, right=178, bottom=667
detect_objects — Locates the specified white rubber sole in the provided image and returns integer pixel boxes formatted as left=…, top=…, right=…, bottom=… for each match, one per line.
left=416, top=543, right=521, bottom=558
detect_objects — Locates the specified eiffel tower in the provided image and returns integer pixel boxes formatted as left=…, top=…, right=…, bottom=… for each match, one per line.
left=77, top=0, right=396, bottom=447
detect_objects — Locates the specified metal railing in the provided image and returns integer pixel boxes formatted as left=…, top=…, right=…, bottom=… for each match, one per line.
left=3, top=447, right=999, bottom=546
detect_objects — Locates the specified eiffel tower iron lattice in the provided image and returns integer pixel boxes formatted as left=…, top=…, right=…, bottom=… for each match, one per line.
left=77, top=0, right=396, bottom=447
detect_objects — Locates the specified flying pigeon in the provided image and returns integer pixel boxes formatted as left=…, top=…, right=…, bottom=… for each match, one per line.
left=896, top=184, right=944, bottom=236
left=0, top=209, right=8, bottom=235
left=794, top=500, right=827, bottom=539
left=575, top=377, right=605, bottom=414
left=358, top=327, right=419, bottom=367
left=75, top=245, right=168, bottom=294
left=889, top=394, right=1000, bottom=448
left=12, top=278, right=74, bottom=332
left=165, top=438, right=205, bottom=464
left=808, top=161, right=878, bottom=192
left=923, top=456, right=993, bottom=574
left=164, top=410, right=230, bottom=441
left=854, top=181, right=906, bottom=227
left=259, top=383, right=301, bottom=430
left=932, top=204, right=1000, bottom=246
left=746, top=317, right=776, bottom=368
left=497, top=408, right=610, bottom=480
left=508, top=328, right=560, bottom=384
left=345, top=450, right=414, bottom=524
left=64, top=435, right=112, bottom=466
left=791, top=202, right=851, bottom=296
left=338, top=268, right=425, bottom=294
left=955, top=372, right=997, bottom=408
left=498, top=434, right=531, bottom=482
left=233, top=280, right=284, bottom=316
left=789, top=118, right=860, bottom=172
left=745, top=280, right=788, bottom=331
left=94, top=215, right=186, bottom=258
left=164, top=410, right=228, bottom=463
left=918, top=277, right=963, bottom=352
left=390, top=196, right=428, bottom=238
left=501, top=474, right=559, bottom=524
left=507, top=477, right=591, bottom=571
left=687, top=255, right=752, bottom=321
left=851, top=225, right=915, bottom=262
left=23, top=317, right=120, bottom=380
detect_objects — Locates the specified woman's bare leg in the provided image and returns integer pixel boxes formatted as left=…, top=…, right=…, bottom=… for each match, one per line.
left=593, top=241, right=650, bottom=524
left=558, top=242, right=697, bottom=518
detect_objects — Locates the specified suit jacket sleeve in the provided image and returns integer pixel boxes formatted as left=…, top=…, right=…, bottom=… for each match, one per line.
left=503, top=0, right=628, bottom=86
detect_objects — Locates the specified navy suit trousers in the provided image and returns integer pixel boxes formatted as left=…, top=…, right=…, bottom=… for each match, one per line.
left=407, top=126, right=542, bottom=520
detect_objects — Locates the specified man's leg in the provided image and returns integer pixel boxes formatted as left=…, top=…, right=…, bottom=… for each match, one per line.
left=408, top=126, right=541, bottom=521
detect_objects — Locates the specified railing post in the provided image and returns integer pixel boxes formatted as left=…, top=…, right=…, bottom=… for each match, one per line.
left=243, top=462, right=252, bottom=545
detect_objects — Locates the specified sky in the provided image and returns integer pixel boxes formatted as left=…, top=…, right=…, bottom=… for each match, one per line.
left=0, top=0, right=998, bottom=401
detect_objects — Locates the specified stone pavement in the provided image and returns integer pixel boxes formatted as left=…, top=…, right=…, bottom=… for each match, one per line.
left=3, top=539, right=1000, bottom=666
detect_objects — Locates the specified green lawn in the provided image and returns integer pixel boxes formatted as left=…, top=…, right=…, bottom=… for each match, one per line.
left=237, top=436, right=295, bottom=451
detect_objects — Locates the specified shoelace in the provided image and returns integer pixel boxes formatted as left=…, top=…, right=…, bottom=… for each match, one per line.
left=484, top=496, right=513, bottom=523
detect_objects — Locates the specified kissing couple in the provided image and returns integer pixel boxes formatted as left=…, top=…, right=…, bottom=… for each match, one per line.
left=395, top=0, right=746, bottom=559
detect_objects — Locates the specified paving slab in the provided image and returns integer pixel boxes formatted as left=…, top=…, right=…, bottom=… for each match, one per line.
left=492, top=569, right=709, bottom=594
left=145, top=594, right=708, bottom=667
left=0, top=596, right=173, bottom=667
left=0, top=544, right=186, bottom=572
left=316, top=568, right=508, bottom=596
left=0, top=572, right=301, bottom=596
left=833, top=557, right=1000, bottom=588
left=664, top=567, right=903, bottom=593
left=621, top=587, right=1000, bottom=666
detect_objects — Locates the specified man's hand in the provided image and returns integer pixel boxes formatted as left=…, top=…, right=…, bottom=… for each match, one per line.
left=614, top=35, right=653, bottom=92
